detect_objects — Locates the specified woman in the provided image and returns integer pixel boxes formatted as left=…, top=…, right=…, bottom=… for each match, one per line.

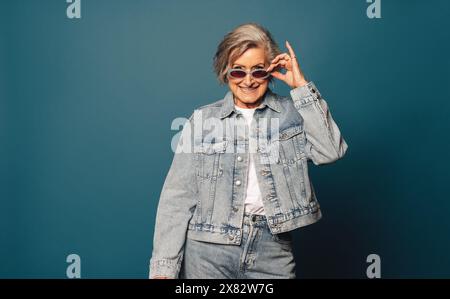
left=149, top=23, right=348, bottom=279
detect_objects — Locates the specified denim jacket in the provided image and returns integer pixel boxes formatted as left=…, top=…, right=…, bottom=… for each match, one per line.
left=149, top=81, right=348, bottom=278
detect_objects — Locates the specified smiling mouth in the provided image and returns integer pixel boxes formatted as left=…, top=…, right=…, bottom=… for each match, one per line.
left=239, top=86, right=258, bottom=94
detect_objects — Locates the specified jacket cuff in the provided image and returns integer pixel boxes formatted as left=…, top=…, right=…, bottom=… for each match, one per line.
left=149, top=258, right=182, bottom=279
left=290, top=81, right=322, bottom=106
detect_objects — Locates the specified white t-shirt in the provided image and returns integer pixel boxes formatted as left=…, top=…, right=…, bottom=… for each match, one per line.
left=234, top=105, right=265, bottom=215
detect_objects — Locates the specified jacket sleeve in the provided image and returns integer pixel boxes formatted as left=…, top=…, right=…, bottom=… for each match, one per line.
left=290, top=81, right=348, bottom=165
left=149, top=114, right=198, bottom=278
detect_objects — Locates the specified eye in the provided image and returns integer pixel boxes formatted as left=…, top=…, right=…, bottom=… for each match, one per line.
left=252, top=69, right=269, bottom=79
left=229, top=69, right=247, bottom=78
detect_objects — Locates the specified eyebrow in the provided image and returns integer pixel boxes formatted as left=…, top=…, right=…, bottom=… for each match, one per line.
left=232, top=63, right=265, bottom=68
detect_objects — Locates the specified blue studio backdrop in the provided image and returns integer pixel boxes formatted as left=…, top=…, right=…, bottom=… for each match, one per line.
left=1, top=0, right=450, bottom=278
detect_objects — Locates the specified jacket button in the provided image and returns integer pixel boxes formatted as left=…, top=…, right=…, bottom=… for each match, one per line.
left=237, top=156, right=243, bottom=162
left=232, top=206, right=239, bottom=212
left=235, top=180, right=241, bottom=186
left=228, top=234, right=235, bottom=241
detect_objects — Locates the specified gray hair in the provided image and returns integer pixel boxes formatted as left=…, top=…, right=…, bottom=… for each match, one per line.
left=213, top=23, right=282, bottom=85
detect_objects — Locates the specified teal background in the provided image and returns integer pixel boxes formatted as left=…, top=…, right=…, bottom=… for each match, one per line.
left=1, top=0, right=449, bottom=278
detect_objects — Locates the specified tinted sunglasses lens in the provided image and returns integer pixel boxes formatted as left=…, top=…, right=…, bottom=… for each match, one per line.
left=229, top=70, right=246, bottom=78
left=252, top=69, right=269, bottom=79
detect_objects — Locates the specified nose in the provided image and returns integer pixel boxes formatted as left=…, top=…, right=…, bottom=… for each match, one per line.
left=243, top=72, right=254, bottom=86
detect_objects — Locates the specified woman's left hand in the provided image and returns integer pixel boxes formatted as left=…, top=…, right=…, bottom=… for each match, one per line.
left=266, top=40, right=308, bottom=89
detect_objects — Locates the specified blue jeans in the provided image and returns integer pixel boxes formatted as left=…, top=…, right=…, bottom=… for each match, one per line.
left=179, top=212, right=296, bottom=279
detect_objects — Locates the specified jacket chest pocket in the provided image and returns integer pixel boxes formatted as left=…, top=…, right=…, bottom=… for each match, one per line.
left=196, top=139, right=228, bottom=181
left=276, top=126, right=306, bottom=164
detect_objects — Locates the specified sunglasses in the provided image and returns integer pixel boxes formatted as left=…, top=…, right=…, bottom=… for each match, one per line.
left=227, top=68, right=270, bottom=80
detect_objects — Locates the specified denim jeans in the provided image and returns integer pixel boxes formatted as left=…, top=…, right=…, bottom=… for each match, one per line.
left=179, top=212, right=296, bottom=279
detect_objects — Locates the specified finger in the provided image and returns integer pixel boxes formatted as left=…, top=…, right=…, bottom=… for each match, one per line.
left=270, top=71, right=286, bottom=81
left=266, top=62, right=279, bottom=72
left=285, top=40, right=300, bottom=64
left=285, top=40, right=301, bottom=71
left=270, top=53, right=288, bottom=62
left=285, top=40, right=296, bottom=60
left=266, top=60, right=287, bottom=73
left=270, top=53, right=289, bottom=65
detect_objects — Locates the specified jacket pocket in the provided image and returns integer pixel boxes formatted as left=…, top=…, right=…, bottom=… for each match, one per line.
left=194, top=138, right=228, bottom=225
left=196, top=139, right=228, bottom=180
left=276, top=126, right=306, bottom=163
left=274, top=126, right=311, bottom=208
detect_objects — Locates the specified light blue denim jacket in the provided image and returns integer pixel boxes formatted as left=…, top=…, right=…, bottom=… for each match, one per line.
left=149, top=81, right=348, bottom=278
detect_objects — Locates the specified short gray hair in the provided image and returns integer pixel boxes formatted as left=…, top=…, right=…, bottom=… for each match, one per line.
left=213, top=23, right=281, bottom=85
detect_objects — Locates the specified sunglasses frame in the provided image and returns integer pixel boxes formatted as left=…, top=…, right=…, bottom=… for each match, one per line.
left=227, top=68, right=271, bottom=80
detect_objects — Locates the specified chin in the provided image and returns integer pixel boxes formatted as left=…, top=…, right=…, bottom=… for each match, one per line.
left=238, top=93, right=260, bottom=104
left=235, top=88, right=266, bottom=104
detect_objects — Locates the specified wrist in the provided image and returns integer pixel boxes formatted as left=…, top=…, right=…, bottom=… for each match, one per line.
left=292, top=78, right=308, bottom=89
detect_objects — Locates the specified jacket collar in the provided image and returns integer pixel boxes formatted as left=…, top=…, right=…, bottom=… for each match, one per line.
left=220, top=88, right=281, bottom=119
